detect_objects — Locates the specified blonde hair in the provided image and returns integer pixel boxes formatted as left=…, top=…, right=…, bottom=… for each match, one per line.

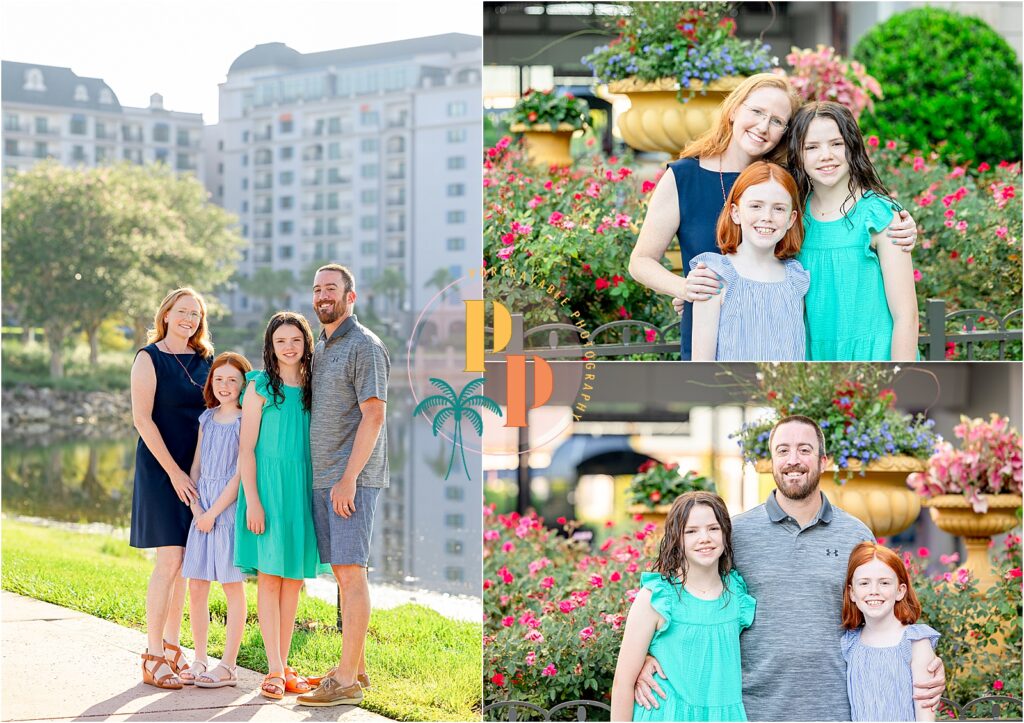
left=681, top=73, right=802, bottom=166
left=147, top=287, right=214, bottom=359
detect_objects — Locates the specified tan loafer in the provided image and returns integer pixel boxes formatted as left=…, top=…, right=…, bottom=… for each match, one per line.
left=296, top=677, right=363, bottom=707
left=306, top=668, right=371, bottom=690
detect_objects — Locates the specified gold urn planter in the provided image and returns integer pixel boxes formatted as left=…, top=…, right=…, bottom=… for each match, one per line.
left=509, top=122, right=579, bottom=167
left=923, top=493, right=1022, bottom=588
left=755, top=456, right=926, bottom=537
left=607, top=76, right=746, bottom=156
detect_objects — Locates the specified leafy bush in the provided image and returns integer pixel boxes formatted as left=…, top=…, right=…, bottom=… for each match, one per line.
left=628, top=460, right=712, bottom=509
left=785, top=45, right=882, bottom=120
left=510, top=90, right=589, bottom=130
left=1, top=340, right=132, bottom=391
left=853, top=7, right=1023, bottom=164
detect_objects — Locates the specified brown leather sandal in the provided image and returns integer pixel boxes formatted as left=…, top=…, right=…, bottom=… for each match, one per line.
left=162, top=640, right=186, bottom=675
left=261, top=672, right=286, bottom=700
left=142, top=652, right=183, bottom=690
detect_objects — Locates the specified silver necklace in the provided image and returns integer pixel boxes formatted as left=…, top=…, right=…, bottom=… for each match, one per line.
left=160, top=340, right=203, bottom=389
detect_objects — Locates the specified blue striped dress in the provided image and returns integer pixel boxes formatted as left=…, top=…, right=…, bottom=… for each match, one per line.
left=689, top=253, right=810, bottom=361
left=181, top=408, right=245, bottom=583
left=842, top=623, right=940, bottom=721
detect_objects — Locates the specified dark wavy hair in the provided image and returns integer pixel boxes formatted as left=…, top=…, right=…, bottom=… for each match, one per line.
left=653, top=491, right=734, bottom=602
left=787, top=101, right=899, bottom=227
left=261, top=311, right=314, bottom=411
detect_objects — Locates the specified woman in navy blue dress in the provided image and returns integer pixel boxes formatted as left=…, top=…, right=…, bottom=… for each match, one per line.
left=130, top=288, right=213, bottom=689
left=627, top=73, right=918, bottom=360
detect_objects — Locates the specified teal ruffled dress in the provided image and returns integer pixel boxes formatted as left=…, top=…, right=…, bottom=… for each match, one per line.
left=799, top=192, right=900, bottom=360
left=234, top=370, right=327, bottom=579
left=633, top=570, right=756, bottom=722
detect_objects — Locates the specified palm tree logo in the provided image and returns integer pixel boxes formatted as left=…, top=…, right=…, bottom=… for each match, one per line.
left=413, top=378, right=502, bottom=480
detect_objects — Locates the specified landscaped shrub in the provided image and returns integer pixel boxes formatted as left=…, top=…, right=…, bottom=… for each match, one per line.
left=853, top=7, right=1023, bottom=164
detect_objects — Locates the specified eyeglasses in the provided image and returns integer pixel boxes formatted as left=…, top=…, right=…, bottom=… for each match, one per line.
left=742, top=104, right=788, bottom=132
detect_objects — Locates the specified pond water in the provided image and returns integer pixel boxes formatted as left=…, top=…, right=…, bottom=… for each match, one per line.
left=2, top=434, right=482, bottom=619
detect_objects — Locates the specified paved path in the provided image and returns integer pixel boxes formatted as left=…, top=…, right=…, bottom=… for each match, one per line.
left=1, top=592, right=393, bottom=722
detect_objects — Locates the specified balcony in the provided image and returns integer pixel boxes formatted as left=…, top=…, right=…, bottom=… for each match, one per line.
left=302, top=176, right=322, bottom=187
left=254, top=204, right=273, bottom=215
left=253, top=180, right=273, bottom=190
left=254, top=130, right=272, bottom=142
left=35, top=127, right=61, bottom=137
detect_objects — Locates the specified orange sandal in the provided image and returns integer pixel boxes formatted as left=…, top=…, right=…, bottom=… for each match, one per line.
left=162, top=641, right=186, bottom=675
left=142, top=652, right=183, bottom=690
left=284, top=666, right=311, bottom=694
left=261, top=672, right=285, bottom=700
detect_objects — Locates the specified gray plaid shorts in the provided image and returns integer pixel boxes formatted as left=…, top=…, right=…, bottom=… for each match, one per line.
left=311, top=486, right=381, bottom=567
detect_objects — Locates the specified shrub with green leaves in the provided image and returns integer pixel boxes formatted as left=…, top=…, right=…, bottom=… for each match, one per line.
left=853, top=7, right=1023, bottom=164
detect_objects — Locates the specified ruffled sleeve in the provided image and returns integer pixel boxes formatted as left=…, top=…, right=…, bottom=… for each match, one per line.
left=241, top=370, right=270, bottom=406
left=197, top=407, right=214, bottom=431
left=900, top=624, right=940, bottom=663
left=728, top=569, right=756, bottom=629
left=841, top=628, right=860, bottom=662
left=640, top=572, right=677, bottom=636
left=689, top=252, right=737, bottom=287
left=783, top=258, right=811, bottom=298
left=862, top=192, right=899, bottom=236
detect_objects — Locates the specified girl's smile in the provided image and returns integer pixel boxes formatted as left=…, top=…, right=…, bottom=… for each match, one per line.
left=272, top=325, right=306, bottom=366
left=682, top=504, right=724, bottom=567
left=801, top=117, right=851, bottom=190
left=849, top=557, right=907, bottom=621
left=729, top=179, right=797, bottom=252
left=211, top=366, right=244, bottom=405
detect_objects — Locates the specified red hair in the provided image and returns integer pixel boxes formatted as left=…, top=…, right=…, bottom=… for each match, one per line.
left=716, top=161, right=804, bottom=259
left=842, top=541, right=922, bottom=629
left=202, top=352, right=253, bottom=409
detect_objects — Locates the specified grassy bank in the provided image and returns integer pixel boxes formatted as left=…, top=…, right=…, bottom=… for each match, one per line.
left=1, top=520, right=482, bottom=721
left=1, top=340, right=133, bottom=391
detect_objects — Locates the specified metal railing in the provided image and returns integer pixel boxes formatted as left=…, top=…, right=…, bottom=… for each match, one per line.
left=483, top=696, right=1021, bottom=721
left=483, top=300, right=1022, bottom=362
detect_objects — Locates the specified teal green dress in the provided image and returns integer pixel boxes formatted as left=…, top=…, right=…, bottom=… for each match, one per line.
left=799, top=192, right=899, bottom=360
left=234, top=370, right=326, bottom=579
left=633, top=570, right=755, bottom=722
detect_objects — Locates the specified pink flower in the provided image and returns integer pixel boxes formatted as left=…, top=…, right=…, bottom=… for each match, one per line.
left=496, top=136, right=511, bottom=150
left=586, top=182, right=602, bottom=198
left=541, top=664, right=558, bottom=677
left=484, top=530, right=500, bottom=541
left=558, top=600, right=576, bottom=614
left=498, top=566, right=514, bottom=584
left=867, top=135, right=879, bottom=147
left=502, top=541, right=515, bottom=553
left=547, top=211, right=563, bottom=225
left=642, top=180, right=657, bottom=193
left=944, top=220, right=955, bottom=229
left=626, top=561, right=639, bottom=573
left=501, top=616, right=514, bottom=627
left=524, top=629, right=544, bottom=643
left=956, top=220, right=968, bottom=232
left=527, top=195, right=543, bottom=209
left=483, top=579, right=493, bottom=590
left=944, top=209, right=956, bottom=218
left=886, top=140, right=897, bottom=150
left=977, top=162, right=990, bottom=172
left=917, top=547, right=930, bottom=558
left=610, top=571, right=622, bottom=582
left=543, top=180, right=553, bottom=190
left=590, top=574, right=604, bottom=588
left=613, top=213, right=631, bottom=228
left=913, top=157, right=925, bottom=172
left=957, top=568, right=971, bottom=585
left=949, top=166, right=966, bottom=179
left=528, top=557, right=551, bottom=575
left=645, top=328, right=657, bottom=342
left=996, top=226, right=1009, bottom=239
left=491, top=672, right=505, bottom=686
left=939, top=552, right=960, bottom=565
left=579, top=626, right=596, bottom=642
left=540, top=576, right=554, bottom=589
left=913, top=269, right=922, bottom=282
left=510, top=221, right=533, bottom=236
left=595, top=277, right=610, bottom=291
left=1007, top=568, right=1022, bottom=579
left=993, top=680, right=1005, bottom=691
left=556, top=516, right=567, bottom=525
left=525, top=651, right=537, bottom=666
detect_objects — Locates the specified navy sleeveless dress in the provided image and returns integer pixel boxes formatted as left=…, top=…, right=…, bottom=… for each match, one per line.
left=129, top=343, right=211, bottom=549
left=669, top=157, right=740, bottom=360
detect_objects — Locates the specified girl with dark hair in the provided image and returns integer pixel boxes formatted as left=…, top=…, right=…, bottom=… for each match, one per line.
left=610, top=491, right=755, bottom=722
left=788, top=101, right=919, bottom=360
left=691, top=161, right=809, bottom=360
left=234, top=312, right=325, bottom=700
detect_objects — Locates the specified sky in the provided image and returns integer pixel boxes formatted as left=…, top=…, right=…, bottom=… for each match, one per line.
left=1, top=0, right=482, bottom=124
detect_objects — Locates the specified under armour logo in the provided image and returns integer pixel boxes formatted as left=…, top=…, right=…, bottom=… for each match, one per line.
left=825, top=549, right=840, bottom=557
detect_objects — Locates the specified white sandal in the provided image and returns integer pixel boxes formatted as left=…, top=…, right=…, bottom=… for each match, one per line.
left=195, top=663, right=238, bottom=689
left=179, top=659, right=208, bottom=686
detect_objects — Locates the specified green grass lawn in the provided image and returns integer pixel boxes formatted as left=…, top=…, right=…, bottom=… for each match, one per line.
left=1, top=520, right=482, bottom=721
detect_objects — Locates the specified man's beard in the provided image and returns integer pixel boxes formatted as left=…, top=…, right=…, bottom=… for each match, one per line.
left=773, top=462, right=821, bottom=501
left=315, top=300, right=346, bottom=324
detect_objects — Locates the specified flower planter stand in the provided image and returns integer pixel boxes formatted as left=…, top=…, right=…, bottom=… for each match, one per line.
left=509, top=122, right=578, bottom=167
left=924, top=493, right=1022, bottom=589
left=608, top=76, right=746, bottom=156
left=755, top=456, right=925, bottom=537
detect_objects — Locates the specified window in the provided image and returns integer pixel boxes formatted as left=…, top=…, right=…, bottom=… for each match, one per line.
left=360, top=189, right=377, bottom=204
left=446, top=237, right=465, bottom=251
left=32, top=142, right=47, bottom=159
left=446, top=128, right=466, bottom=143
left=279, top=245, right=294, bottom=260
left=217, top=162, right=224, bottom=174
left=386, top=136, right=405, bottom=153
left=72, top=145, right=86, bottom=161
left=4, top=139, right=18, bottom=156
left=327, top=117, right=342, bottom=134
left=445, top=540, right=464, bottom=555
left=99, top=88, right=113, bottom=104
left=241, top=153, right=249, bottom=167
left=241, top=178, right=249, bottom=190
left=241, top=200, right=249, bottom=213
left=242, top=224, right=249, bottom=237
left=279, top=171, right=294, bottom=185
left=327, top=192, right=339, bottom=210
left=155, top=148, right=169, bottom=163
left=361, top=164, right=377, bottom=179
left=218, top=140, right=224, bottom=151
left=445, top=567, right=464, bottom=582
left=279, top=221, right=294, bottom=235
left=444, top=513, right=464, bottom=528
left=360, top=216, right=377, bottom=230
left=447, top=211, right=465, bottom=224
left=70, top=115, right=86, bottom=135
left=445, top=486, right=464, bottom=501
left=328, top=142, right=342, bottom=160
left=23, top=68, right=45, bottom=91
left=74, top=84, right=89, bottom=102
left=279, top=117, right=294, bottom=133
left=447, top=101, right=467, bottom=117
left=447, top=156, right=466, bottom=170
left=153, top=123, right=170, bottom=143
left=34, top=117, right=48, bottom=134
left=3, top=113, right=19, bottom=131
left=361, top=242, right=376, bottom=255
left=94, top=145, right=107, bottom=162
left=280, top=196, right=294, bottom=210
left=177, top=129, right=190, bottom=147
left=360, top=110, right=379, bottom=126
left=446, top=183, right=465, bottom=197
left=242, top=130, right=250, bottom=143
left=360, top=138, right=378, bottom=153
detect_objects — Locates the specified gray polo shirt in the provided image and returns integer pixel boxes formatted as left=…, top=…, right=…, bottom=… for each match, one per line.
left=732, top=491, right=873, bottom=722
left=310, top=315, right=390, bottom=489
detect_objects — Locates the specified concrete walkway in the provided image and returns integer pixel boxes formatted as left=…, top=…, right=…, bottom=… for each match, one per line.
left=1, top=592, right=393, bottom=722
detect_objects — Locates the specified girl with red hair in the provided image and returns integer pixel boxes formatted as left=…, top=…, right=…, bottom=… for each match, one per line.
left=842, top=541, right=940, bottom=721
left=690, top=161, right=810, bottom=360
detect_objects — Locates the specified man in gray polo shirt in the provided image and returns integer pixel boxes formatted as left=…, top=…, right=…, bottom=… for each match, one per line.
left=298, top=264, right=389, bottom=708
left=635, top=415, right=945, bottom=720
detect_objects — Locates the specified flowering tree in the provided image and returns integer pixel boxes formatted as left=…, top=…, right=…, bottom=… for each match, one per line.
left=907, top=414, right=1023, bottom=512
left=784, top=45, right=882, bottom=120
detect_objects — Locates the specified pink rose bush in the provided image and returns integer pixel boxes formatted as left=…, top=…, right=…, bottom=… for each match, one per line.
left=785, top=45, right=883, bottom=120
left=483, top=505, right=652, bottom=708
left=907, top=414, right=1023, bottom=512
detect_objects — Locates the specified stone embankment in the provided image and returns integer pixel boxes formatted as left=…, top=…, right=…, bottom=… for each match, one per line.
left=2, top=387, right=133, bottom=442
